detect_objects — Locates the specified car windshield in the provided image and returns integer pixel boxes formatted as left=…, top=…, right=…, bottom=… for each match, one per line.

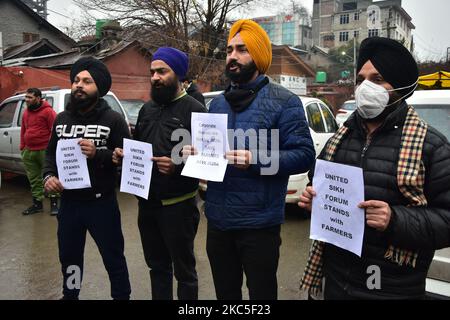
left=341, top=101, right=356, bottom=111
left=412, top=104, right=450, bottom=140
left=120, top=100, right=144, bottom=119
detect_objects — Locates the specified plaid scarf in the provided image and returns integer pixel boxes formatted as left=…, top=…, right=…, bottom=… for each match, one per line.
left=300, top=106, right=428, bottom=296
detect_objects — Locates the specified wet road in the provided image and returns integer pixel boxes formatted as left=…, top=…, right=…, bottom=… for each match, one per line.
left=0, top=175, right=311, bottom=300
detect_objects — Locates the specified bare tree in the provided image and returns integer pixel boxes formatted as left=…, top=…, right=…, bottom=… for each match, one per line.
left=74, top=0, right=259, bottom=83
left=276, top=0, right=311, bottom=24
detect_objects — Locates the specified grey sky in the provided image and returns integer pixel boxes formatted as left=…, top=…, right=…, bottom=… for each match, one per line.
left=47, top=0, right=449, bottom=62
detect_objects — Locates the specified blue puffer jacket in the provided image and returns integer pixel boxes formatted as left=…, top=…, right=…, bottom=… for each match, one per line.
left=205, top=76, right=315, bottom=230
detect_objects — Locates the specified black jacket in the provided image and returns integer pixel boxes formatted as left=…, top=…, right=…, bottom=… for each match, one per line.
left=186, top=83, right=205, bottom=106
left=309, top=102, right=450, bottom=299
left=44, top=99, right=130, bottom=201
left=134, top=93, right=206, bottom=201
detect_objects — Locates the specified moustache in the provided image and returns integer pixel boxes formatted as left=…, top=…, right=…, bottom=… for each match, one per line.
left=226, top=60, right=243, bottom=70
left=152, top=81, right=165, bottom=88
left=73, top=89, right=88, bottom=96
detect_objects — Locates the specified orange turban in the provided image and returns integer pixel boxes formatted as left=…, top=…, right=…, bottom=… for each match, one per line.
left=228, top=19, right=272, bottom=74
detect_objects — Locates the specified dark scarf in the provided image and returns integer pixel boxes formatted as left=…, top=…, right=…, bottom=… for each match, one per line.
left=224, top=77, right=269, bottom=113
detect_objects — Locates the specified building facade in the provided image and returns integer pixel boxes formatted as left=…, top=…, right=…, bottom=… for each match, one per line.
left=267, top=45, right=315, bottom=95
left=0, top=0, right=74, bottom=54
left=253, top=13, right=313, bottom=50
left=312, top=0, right=415, bottom=51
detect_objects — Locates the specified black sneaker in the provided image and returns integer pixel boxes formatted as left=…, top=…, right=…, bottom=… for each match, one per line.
left=22, top=199, right=43, bottom=215
left=50, top=198, right=59, bottom=216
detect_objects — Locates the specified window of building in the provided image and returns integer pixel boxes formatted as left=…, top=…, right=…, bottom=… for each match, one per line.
left=389, top=9, right=393, bottom=19
left=340, top=14, right=349, bottom=24
left=282, top=21, right=295, bottom=46
left=368, top=29, right=379, bottom=37
left=303, top=29, right=309, bottom=38
left=23, top=33, right=40, bottom=43
left=354, top=30, right=359, bottom=38
left=260, top=23, right=276, bottom=41
left=354, top=12, right=360, bottom=21
left=343, top=2, right=357, bottom=11
left=339, top=31, right=349, bottom=42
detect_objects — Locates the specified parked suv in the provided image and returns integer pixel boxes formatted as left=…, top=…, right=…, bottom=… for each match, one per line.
left=0, top=88, right=129, bottom=175
left=198, top=92, right=339, bottom=207
left=406, top=89, right=450, bottom=299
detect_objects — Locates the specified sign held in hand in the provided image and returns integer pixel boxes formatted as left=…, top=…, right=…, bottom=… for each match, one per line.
left=310, top=159, right=365, bottom=257
left=120, top=138, right=153, bottom=199
left=56, top=138, right=91, bottom=190
left=182, top=112, right=229, bottom=182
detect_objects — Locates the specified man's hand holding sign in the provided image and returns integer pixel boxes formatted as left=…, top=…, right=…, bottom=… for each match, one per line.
left=299, top=160, right=393, bottom=256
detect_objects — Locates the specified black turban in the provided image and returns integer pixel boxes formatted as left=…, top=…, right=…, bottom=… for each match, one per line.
left=70, top=57, right=112, bottom=97
left=357, top=37, right=418, bottom=99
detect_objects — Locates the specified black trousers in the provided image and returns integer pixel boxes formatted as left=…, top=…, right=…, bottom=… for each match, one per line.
left=206, top=224, right=281, bottom=300
left=138, top=197, right=200, bottom=300
left=57, top=194, right=131, bottom=300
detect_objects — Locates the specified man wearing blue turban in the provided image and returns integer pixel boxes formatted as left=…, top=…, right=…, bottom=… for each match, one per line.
left=113, top=47, right=207, bottom=300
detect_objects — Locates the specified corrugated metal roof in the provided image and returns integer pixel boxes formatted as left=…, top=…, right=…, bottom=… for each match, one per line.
left=1, top=40, right=144, bottom=69
left=4, top=39, right=62, bottom=59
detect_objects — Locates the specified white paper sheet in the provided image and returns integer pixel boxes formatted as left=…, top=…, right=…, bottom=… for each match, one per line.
left=120, top=138, right=153, bottom=199
left=310, top=159, right=365, bottom=257
left=56, top=138, right=91, bottom=190
left=182, top=113, right=229, bottom=182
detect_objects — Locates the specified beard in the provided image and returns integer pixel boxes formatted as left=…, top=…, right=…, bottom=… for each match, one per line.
left=67, top=89, right=98, bottom=113
left=225, top=60, right=258, bottom=84
left=151, top=77, right=180, bottom=105
left=27, top=101, right=41, bottom=111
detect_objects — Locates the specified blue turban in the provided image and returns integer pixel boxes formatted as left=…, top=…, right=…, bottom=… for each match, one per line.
left=151, top=47, right=189, bottom=79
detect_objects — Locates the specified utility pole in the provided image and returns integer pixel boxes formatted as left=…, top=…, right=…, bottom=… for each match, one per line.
left=353, top=36, right=357, bottom=84
left=0, top=32, right=3, bottom=66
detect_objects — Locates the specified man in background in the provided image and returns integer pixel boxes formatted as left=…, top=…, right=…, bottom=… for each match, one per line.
left=20, top=88, right=58, bottom=215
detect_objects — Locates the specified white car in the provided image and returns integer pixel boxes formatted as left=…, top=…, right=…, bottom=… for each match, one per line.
left=406, top=89, right=450, bottom=299
left=198, top=92, right=339, bottom=206
left=203, top=91, right=224, bottom=110
left=336, top=99, right=356, bottom=126
left=0, top=88, right=129, bottom=176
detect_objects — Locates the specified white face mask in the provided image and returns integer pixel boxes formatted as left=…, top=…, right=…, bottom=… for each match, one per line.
left=355, top=79, right=418, bottom=119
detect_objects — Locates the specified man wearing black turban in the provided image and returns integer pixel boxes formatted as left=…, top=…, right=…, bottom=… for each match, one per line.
left=299, top=37, right=450, bottom=299
left=43, top=57, right=132, bottom=300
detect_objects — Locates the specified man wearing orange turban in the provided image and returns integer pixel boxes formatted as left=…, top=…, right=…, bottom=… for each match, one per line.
left=227, top=19, right=272, bottom=75
left=184, top=19, right=315, bottom=300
